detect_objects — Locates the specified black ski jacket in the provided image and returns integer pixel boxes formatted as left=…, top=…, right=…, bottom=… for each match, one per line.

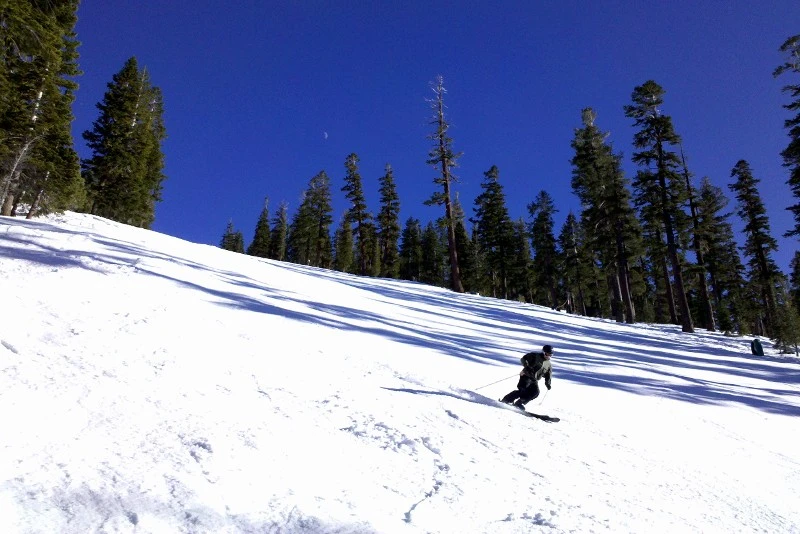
left=520, top=351, right=552, bottom=388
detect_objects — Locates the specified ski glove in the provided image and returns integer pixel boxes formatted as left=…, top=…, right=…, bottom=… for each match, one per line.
left=546, top=384, right=551, bottom=390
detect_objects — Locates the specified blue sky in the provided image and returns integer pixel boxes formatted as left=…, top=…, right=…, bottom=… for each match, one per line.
left=71, top=1, right=800, bottom=272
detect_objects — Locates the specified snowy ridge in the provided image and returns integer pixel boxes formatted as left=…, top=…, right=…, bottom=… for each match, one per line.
left=1, top=212, right=799, bottom=533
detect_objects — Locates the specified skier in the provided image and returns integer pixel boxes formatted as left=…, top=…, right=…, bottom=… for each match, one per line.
left=500, top=344, right=553, bottom=410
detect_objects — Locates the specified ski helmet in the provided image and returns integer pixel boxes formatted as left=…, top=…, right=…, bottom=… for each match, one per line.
left=542, top=344, right=553, bottom=354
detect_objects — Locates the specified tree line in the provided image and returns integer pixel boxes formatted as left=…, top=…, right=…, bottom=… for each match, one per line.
left=1, top=4, right=797, bottom=350
left=222, top=45, right=800, bottom=352
left=1, top=2, right=166, bottom=228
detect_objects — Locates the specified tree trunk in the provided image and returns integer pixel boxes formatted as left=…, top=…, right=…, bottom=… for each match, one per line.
left=681, top=149, right=715, bottom=330
left=27, top=189, right=44, bottom=219
left=656, top=148, right=693, bottom=332
left=661, top=255, right=679, bottom=325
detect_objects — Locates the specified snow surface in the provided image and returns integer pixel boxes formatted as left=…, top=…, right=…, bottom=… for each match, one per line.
left=1, top=212, right=800, bottom=534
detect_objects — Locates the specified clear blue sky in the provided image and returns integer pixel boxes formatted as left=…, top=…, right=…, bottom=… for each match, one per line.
left=71, top=1, right=800, bottom=272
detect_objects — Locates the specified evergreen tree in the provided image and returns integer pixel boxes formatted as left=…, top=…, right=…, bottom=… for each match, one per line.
left=729, top=160, right=782, bottom=337
left=1, top=0, right=83, bottom=217
left=399, top=217, right=423, bottom=281
left=452, top=196, right=478, bottom=293
left=558, top=212, right=591, bottom=315
left=773, top=277, right=800, bottom=354
left=696, top=177, right=747, bottom=334
left=790, top=251, right=800, bottom=310
left=471, top=165, right=515, bottom=299
left=269, top=201, right=289, bottom=261
left=333, top=215, right=354, bottom=273
left=774, top=34, right=800, bottom=238
left=509, top=218, right=533, bottom=302
left=82, top=57, right=166, bottom=227
left=425, top=75, right=464, bottom=292
left=420, top=221, right=445, bottom=287
left=341, top=153, right=372, bottom=275
left=246, top=198, right=271, bottom=258
left=527, top=190, right=560, bottom=308
left=377, top=163, right=401, bottom=278
left=220, top=220, right=245, bottom=253
left=570, top=108, right=640, bottom=323
left=625, top=80, right=694, bottom=332
left=287, top=171, right=333, bottom=267
left=679, top=152, right=715, bottom=330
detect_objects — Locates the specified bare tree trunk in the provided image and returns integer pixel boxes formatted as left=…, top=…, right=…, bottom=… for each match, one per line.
left=610, top=271, right=624, bottom=323
left=1, top=191, right=15, bottom=216
left=27, top=189, right=43, bottom=219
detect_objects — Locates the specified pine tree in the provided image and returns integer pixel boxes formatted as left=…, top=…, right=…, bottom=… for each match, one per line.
left=570, top=108, right=640, bottom=323
left=557, top=212, right=591, bottom=315
left=528, top=190, right=560, bottom=308
left=0, top=0, right=83, bottom=216
left=246, top=197, right=271, bottom=258
left=269, top=201, right=289, bottom=261
left=773, top=277, right=800, bottom=354
left=342, top=153, right=372, bottom=275
left=425, top=76, right=464, bottom=292
left=377, top=164, right=401, bottom=278
left=399, top=217, right=423, bottom=282
left=729, top=160, right=782, bottom=337
left=420, top=221, right=445, bottom=287
left=679, top=151, right=715, bottom=331
left=220, top=221, right=245, bottom=253
left=333, top=215, right=354, bottom=273
left=696, top=177, right=746, bottom=334
left=509, top=218, right=533, bottom=302
left=625, top=81, right=694, bottom=332
left=287, top=171, right=333, bottom=267
left=790, top=251, right=800, bottom=310
left=451, top=196, right=478, bottom=293
left=471, top=165, right=515, bottom=299
left=82, top=57, right=166, bottom=227
left=774, top=34, right=800, bottom=238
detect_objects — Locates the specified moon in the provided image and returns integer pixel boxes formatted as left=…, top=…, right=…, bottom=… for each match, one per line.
left=323, top=131, right=328, bottom=140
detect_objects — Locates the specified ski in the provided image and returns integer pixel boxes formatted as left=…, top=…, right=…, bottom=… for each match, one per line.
left=521, top=412, right=560, bottom=423
left=497, top=400, right=560, bottom=422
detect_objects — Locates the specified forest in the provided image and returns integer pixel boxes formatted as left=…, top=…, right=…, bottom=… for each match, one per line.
left=2, top=3, right=799, bottom=351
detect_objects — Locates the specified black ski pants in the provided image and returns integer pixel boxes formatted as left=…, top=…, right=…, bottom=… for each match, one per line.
left=501, top=375, right=540, bottom=405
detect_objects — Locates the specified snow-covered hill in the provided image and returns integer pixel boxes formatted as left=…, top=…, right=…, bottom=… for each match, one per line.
left=2, top=212, right=799, bottom=533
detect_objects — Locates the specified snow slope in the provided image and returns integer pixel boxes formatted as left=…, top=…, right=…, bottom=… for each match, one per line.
left=1, top=212, right=799, bottom=533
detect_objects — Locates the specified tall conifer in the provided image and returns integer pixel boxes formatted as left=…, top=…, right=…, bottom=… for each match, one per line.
left=82, top=57, right=166, bottom=227
left=774, top=34, right=800, bottom=238
left=425, top=76, right=464, bottom=292
left=247, top=198, right=271, bottom=258
left=625, top=81, right=694, bottom=332
left=729, top=160, right=782, bottom=336
left=528, top=190, right=560, bottom=308
left=342, top=153, right=372, bottom=275
left=287, top=171, right=333, bottom=267
left=269, top=201, right=289, bottom=261
left=0, top=0, right=83, bottom=216
left=570, top=108, right=640, bottom=323
left=399, top=217, right=423, bottom=282
left=377, top=164, right=401, bottom=278
left=472, top=165, right=514, bottom=299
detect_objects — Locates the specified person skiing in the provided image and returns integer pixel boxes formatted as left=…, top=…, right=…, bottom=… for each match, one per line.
left=500, top=344, right=553, bottom=410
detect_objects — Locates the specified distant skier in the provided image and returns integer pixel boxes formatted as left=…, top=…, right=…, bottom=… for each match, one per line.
left=500, top=344, right=553, bottom=410
left=751, top=338, right=764, bottom=356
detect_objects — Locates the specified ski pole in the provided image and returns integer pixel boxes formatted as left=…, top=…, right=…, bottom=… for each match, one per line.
left=475, top=373, right=518, bottom=391
left=535, top=387, right=549, bottom=406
